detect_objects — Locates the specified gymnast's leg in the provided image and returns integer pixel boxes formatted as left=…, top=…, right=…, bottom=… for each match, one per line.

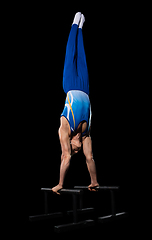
left=63, top=12, right=81, bottom=94
left=77, top=15, right=89, bottom=95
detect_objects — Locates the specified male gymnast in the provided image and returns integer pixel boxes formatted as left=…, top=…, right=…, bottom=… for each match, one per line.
left=52, top=12, right=99, bottom=194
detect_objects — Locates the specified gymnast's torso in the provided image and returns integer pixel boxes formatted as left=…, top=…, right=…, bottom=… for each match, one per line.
left=61, top=90, right=91, bottom=137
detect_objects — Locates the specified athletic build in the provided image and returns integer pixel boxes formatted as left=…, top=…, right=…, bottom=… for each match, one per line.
left=52, top=13, right=99, bottom=194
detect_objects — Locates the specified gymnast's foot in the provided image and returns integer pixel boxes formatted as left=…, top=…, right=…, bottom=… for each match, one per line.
left=88, top=183, right=99, bottom=191
left=79, top=14, right=85, bottom=29
left=52, top=184, right=63, bottom=195
left=72, top=12, right=81, bottom=25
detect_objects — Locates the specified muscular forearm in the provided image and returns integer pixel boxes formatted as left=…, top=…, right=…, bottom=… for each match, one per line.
left=59, top=155, right=71, bottom=187
left=86, top=157, right=98, bottom=186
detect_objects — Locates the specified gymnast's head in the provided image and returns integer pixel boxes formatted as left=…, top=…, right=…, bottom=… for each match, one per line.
left=70, top=134, right=82, bottom=155
left=70, top=142, right=82, bottom=155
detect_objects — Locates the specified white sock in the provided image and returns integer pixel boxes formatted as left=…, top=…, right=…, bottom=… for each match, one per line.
left=72, top=12, right=81, bottom=25
left=79, top=14, right=85, bottom=29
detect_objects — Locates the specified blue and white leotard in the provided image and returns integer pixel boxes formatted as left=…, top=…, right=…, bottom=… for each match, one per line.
left=61, top=24, right=91, bottom=136
left=61, top=90, right=91, bottom=136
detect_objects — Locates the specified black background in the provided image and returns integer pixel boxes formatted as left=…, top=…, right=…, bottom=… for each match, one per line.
left=12, top=2, right=137, bottom=238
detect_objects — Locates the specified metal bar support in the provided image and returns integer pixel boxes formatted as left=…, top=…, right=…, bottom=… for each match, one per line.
left=44, top=191, right=48, bottom=214
left=110, top=190, right=116, bottom=216
left=73, top=194, right=78, bottom=223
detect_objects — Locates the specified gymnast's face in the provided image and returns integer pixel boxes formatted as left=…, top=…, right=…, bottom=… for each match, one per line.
left=71, top=143, right=81, bottom=155
left=70, top=138, right=82, bottom=155
left=70, top=132, right=82, bottom=155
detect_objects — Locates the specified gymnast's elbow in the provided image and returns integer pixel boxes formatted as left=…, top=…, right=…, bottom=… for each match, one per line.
left=61, top=153, right=71, bottom=163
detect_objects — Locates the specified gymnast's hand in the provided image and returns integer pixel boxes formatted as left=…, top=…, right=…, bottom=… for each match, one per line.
left=52, top=184, right=63, bottom=195
left=88, top=183, right=99, bottom=192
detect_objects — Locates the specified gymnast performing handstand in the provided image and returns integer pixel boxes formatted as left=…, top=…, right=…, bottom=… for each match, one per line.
left=52, top=12, right=99, bottom=194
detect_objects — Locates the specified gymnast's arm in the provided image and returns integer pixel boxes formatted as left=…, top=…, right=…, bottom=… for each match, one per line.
left=52, top=120, right=71, bottom=194
left=58, top=126, right=71, bottom=162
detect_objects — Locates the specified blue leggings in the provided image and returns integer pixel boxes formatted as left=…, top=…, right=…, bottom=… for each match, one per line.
left=63, top=24, right=89, bottom=95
